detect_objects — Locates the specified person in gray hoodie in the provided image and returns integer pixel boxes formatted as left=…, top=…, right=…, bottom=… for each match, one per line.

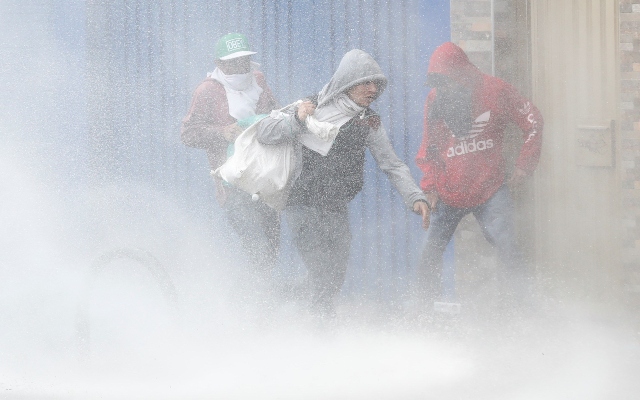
left=256, top=49, right=431, bottom=317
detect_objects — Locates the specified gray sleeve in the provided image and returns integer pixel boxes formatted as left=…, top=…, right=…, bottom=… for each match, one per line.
left=255, top=110, right=306, bottom=145
left=367, top=124, right=427, bottom=209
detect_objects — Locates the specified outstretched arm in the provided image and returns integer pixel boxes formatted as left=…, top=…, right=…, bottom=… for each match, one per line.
left=367, top=124, right=428, bottom=211
left=415, top=90, right=440, bottom=194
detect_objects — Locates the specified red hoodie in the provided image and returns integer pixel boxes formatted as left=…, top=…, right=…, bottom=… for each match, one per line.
left=415, top=42, right=543, bottom=209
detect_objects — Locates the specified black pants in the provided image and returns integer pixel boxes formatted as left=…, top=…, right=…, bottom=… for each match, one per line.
left=286, top=204, right=351, bottom=315
left=224, top=186, right=280, bottom=279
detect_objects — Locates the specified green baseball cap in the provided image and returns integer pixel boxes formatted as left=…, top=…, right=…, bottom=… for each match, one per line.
left=215, top=33, right=257, bottom=60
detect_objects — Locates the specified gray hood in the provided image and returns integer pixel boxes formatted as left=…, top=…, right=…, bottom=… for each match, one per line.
left=316, top=49, right=388, bottom=108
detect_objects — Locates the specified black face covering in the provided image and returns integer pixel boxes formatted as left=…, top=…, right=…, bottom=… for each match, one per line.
left=428, top=85, right=474, bottom=138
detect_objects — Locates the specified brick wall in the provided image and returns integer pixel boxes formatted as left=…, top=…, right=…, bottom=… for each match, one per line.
left=451, top=0, right=493, bottom=74
left=619, top=0, right=640, bottom=296
left=449, top=0, right=640, bottom=305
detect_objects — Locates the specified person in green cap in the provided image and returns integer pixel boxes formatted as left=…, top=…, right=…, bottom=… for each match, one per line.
left=181, top=33, right=280, bottom=294
left=256, top=49, right=431, bottom=319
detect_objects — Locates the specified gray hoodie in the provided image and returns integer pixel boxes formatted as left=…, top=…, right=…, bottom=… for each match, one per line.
left=256, top=49, right=426, bottom=210
left=316, top=49, right=388, bottom=107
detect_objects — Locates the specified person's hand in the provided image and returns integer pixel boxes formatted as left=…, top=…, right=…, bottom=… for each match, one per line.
left=508, top=168, right=527, bottom=188
left=413, top=200, right=431, bottom=230
left=296, top=101, right=316, bottom=121
left=425, top=191, right=439, bottom=211
left=222, top=123, right=242, bottom=142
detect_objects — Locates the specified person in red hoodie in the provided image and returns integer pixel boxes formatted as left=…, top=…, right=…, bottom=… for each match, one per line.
left=415, top=42, right=543, bottom=311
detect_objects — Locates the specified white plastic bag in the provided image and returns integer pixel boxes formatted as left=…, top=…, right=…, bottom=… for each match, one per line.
left=213, top=107, right=295, bottom=211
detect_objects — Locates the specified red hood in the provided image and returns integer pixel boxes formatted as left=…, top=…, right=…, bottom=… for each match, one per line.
left=427, top=42, right=482, bottom=87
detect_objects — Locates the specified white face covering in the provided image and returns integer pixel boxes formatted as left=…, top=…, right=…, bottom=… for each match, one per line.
left=314, top=93, right=364, bottom=128
left=217, top=71, right=253, bottom=91
left=297, top=93, right=366, bottom=157
left=208, top=66, right=263, bottom=121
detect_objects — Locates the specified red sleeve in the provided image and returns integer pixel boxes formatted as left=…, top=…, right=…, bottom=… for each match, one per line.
left=180, top=80, right=232, bottom=152
left=415, top=90, right=438, bottom=193
left=255, top=72, right=279, bottom=113
left=503, top=83, right=544, bottom=173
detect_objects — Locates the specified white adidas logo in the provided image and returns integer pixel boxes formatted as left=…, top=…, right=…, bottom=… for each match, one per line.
left=446, top=111, right=493, bottom=158
left=460, top=111, right=490, bottom=139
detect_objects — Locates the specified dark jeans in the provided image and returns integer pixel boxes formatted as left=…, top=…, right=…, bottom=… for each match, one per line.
left=224, top=186, right=280, bottom=280
left=286, top=204, right=351, bottom=315
left=418, top=185, right=529, bottom=306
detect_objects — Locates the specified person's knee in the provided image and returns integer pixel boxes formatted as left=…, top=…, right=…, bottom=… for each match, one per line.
left=422, top=239, right=449, bottom=263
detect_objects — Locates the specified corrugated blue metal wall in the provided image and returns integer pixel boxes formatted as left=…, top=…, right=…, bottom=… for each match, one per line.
left=85, top=0, right=450, bottom=300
